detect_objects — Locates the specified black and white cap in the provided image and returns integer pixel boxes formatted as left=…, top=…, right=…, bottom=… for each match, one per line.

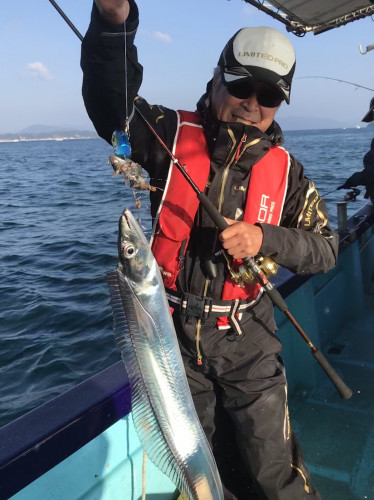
left=218, top=27, right=296, bottom=104
left=362, top=97, right=374, bottom=123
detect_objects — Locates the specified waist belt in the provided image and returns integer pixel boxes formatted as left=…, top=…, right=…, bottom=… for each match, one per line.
left=166, top=288, right=263, bottom=320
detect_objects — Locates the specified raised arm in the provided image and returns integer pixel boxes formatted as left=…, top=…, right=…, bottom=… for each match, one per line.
left=81, top=0, right=142, bottom=143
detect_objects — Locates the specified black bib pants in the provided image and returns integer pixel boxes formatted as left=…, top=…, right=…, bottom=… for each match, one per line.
left=174, top=295, right=322, bottom=500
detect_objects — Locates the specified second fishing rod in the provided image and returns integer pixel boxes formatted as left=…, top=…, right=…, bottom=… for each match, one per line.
left=134, top=104, right=353, bottom=401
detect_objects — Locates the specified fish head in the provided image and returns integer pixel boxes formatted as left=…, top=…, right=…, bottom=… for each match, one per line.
left=118, top=208, right=156, bottom=287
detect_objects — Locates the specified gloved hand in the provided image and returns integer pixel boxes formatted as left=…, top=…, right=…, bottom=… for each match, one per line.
left=337, top=171, right=363, bottom=190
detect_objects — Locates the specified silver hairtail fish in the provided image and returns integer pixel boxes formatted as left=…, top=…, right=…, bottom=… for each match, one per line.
left=106, top=208, right=223, bottom=500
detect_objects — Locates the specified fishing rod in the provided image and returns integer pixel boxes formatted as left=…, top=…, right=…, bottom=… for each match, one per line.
left=319, top=187, right=338, bottom=198
left=296, top=76, right=374, bottom=92
left=134, top=105, right=352, bottom=400
left=48, top=0, right=83, bottom=41
left=50, top=0, right=352, bottom=400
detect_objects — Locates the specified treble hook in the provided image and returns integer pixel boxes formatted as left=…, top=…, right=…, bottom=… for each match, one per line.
left=359, top=43, right=374, bottom=55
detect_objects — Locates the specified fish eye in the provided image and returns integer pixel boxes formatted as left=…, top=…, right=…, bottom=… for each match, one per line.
left=122, top=243, right=137, bottom=259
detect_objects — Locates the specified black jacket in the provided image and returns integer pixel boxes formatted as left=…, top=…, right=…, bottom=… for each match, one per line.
left=340, top=137, right=374, bottom=202
left=81, top=1, right=338, bottom=300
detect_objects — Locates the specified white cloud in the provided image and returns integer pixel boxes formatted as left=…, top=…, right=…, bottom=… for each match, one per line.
left=26, top=62, right=53, bottom=81
left=153, top=31, right=172, bottom=43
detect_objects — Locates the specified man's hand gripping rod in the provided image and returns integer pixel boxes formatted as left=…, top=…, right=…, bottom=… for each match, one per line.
left=136, top=105, right=352, bottom=400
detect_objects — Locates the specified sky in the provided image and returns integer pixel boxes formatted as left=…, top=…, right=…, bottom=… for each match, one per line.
left=1, top=0, right=374, bottom=133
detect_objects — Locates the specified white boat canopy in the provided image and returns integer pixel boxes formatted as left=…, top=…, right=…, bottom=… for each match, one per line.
left=243, top=0, right=374, bottom=35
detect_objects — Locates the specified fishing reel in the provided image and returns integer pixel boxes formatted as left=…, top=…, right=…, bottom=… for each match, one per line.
left=343, top=188, right=361, bottom=202
left=226, top=254, right=278, bottom=287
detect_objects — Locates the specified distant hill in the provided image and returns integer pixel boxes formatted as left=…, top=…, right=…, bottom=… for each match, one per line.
left=19, top=124, right=72, bottom=134
left=0, top=124, right=98, bottom=141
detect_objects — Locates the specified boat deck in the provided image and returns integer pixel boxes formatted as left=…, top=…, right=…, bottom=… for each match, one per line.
left=290, top=293, right=374, bottom=500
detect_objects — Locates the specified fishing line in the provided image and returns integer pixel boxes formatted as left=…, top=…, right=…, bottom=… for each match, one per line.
left=123, top=17, right=142, bottom=223
left=123, top=18, right=130, bottom=133
left=142, top=450, right=146, bottom=500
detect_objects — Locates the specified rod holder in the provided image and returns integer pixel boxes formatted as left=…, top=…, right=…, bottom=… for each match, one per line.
left=337, top=202, right=348, bottom=231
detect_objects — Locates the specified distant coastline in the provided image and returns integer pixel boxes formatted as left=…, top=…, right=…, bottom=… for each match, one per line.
left=0, top=135, right=98, bottom=144
left=0, top=125, right=98, bottom=143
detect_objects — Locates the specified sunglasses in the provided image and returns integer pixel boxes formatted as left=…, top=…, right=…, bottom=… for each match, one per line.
left=220, top=73, right=284, bottom=108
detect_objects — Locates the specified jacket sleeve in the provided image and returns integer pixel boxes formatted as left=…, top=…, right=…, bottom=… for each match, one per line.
left=259, top=155, right=339, bottom=275
left=362, top=144, right=374, bottom=183
left=81, top=0, right=142, bottom=144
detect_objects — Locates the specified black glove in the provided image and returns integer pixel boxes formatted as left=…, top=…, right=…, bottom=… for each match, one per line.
left=337, top=171, right=363, bottom=190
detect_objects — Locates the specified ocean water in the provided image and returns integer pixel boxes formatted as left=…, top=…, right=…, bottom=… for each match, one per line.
left=0, top=127, right=372, bottom=428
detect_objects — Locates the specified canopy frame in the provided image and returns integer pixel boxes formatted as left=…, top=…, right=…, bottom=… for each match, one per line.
left=242, top=0, right=374, bottom=35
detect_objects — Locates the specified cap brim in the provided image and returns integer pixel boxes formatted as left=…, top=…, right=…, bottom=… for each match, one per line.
left=362, top=108, right=374, bottom=123
left=222, top=69, right=290, bottom=104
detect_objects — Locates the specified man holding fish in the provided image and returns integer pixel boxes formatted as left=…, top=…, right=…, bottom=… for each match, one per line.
left=81, top=1, right=338, bottom=498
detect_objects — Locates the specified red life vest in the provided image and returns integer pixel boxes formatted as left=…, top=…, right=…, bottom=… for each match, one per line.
left=150, top=110, right=290, bottom=324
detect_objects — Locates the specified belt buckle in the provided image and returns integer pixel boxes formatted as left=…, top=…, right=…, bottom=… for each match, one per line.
left=182, top=294, right=208, bottom=319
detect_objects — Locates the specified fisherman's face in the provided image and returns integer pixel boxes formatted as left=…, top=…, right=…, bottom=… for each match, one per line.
left=211, top=74, right=281, bottom=132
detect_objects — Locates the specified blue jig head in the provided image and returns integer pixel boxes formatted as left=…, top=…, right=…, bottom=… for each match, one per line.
left=112, top=129, right=131, bottom=158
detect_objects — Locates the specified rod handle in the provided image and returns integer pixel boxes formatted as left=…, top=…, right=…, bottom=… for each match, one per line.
left=312, top=349, right=353, bottom=399
left=197, top=192, right=228, bottom=231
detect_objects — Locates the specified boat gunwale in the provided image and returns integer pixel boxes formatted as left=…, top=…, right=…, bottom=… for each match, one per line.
left=0, top=361, right=131, bottom=500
